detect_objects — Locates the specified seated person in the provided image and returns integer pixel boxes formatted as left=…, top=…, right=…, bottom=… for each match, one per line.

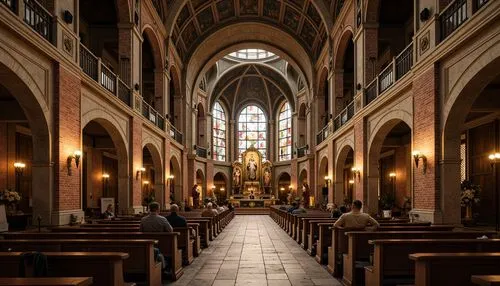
left=140, top=202, right=173, bottom=232
left=291, top=203, right=307, bottom=214
left=227, top=203, right=234, bottom=212
left=101, top=204, right=115, bottom=219
left=333, top=200, right=379, bottom=229
left=217, top=204, right=225, bottom=213
left=287, top=202, right=298, bottom=213
left=331, top=203, right=342, bottom=219
left=201, top=203, right=217, bottom=217
left=165, top=204, right=187, bottom=228
left=249, top=191, right=255, bottom=200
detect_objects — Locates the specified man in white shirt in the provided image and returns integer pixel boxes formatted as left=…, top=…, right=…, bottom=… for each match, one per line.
left=333, top=200, right=379, bottom=229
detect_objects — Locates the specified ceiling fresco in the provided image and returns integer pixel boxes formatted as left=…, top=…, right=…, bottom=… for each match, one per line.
left=171, top=0, right=328, bottom=61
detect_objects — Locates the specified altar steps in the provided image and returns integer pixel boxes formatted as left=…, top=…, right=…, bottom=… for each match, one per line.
left=234, top=207, right=270, bottom=215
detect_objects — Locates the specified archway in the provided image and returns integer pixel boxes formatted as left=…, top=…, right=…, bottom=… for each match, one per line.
left=213, top=172, right=228, bottom=203
left=169, top=67, right=182, bottom=132
left=298, top=103, right=307, bottom=147
left=196, top=169, right=205, bottom=204
left=142, top=144, right=163, bottom=207
left=82, top=119, right=128, bottom=215
left=442, top=52, right=500, bottom=227
left=335, top=145, right=354, bottom=205
left=0, top=59, right=51, bottom=222
left=277, top=172, right=292, bottom=204
left=317, top=68, right=330, bottom=131
left=368, top=120, right=411, bottom=216
left=197, top=103, right=206, bottom=147
left=334, top=30, right=355, bottom=117
left=169, top=156, right=182, bottom=204
left=141, top=30, right=163, bottom=114
left=319, top=157, right=329, bottom=206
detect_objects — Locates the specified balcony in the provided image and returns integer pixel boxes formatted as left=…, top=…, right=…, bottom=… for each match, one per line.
left=440, top=0, right=468, bottom=41
left=169, top=122, right=183, bottom=145
left=1, top=0, right=16, bottom=12
left=316, top=120, right=333, bottom=145
left=80, top=43, right=132, bottom=108
left=142, top=100, right=165, bottom=130
left=364, top=42, right=413, bottom=107
left=334, top=100, right=355, bottom=131
left=297, top=145, right=309, bottom=158
left=195, top=145, right=207, bottom=158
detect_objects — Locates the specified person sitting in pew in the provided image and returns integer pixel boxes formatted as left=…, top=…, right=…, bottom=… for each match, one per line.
left=287, top=202, right=298, bottom=213
left=165, top=204, right=187, bottom=228
left=291, top=202, right=307, bottom=214
left=140, top=202, right=173, bottom=232
left=201, top=203, right=217, bottom=217
left=333, top=200, right=379, bottom=229
left=101, top=204, right=115, bottom=219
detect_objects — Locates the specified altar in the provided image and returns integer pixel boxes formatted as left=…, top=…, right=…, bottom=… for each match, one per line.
left=229, top=198, right=277, bottom=208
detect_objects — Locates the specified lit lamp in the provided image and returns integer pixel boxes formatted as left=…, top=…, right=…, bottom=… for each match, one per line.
left=488, top=152, right=500, bottom=232
left=211, top=185, right=216, bottom=196
left=389, top=172, right=396, bottom=180
left=14, top=162, right=26, bottom=196
left=348, top=179, right=355, bottom=185
left=412, top=150, right=427, bottom=173
left=136, top=167, right=146, bottom=180
left=351, top=167, right=361, bottom=180
left=324, top=176, right=332, bottom=186
left=67, top=150, right=82, bottom=176
left=102, top=173, right=110, bottom=197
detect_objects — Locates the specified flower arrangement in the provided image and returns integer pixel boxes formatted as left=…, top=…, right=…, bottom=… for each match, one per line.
left=460, top=180, right=481, bottom=207
left=0, top=188, right=21, bottom=204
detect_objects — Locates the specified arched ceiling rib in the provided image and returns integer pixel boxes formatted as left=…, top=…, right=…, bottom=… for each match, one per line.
left=167, top=0, right=329, bottom=62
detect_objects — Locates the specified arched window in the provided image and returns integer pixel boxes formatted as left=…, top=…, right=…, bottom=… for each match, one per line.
left=278, top=102, right=292, bottom=161
left=238, top=105, right=267, bottom=159
left=212, top=102, right=226, bottom=161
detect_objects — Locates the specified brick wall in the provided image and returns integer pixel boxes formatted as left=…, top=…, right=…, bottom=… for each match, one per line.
left=132, top=117, right=142, bottom=207
left=354, top=119, right=365, bottom=201
left=53, top=65, right=81, bottom=211
left=413, top=65, right=439, bottom=210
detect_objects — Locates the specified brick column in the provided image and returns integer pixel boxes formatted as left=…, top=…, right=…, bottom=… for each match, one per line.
left=354, top=119, right=369, bottom=209
left=52, top=65, right=83, bottom=225
left=130, top=117, right=143, bottom=213
left=362, top=25, right=379, bottom=85
left=412, top=64, right=443, bottom=223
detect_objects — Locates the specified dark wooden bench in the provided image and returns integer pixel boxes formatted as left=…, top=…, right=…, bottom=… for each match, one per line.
left=343, top=231, right=497, bottom=286
left=0, top=239, right=161, bottom=285
left=3, top=232, right=184, bottom=281
left=0, top=277, right=93, bottom=285
left=0, top=252, right=129, bottom=286
left=410, top=253, right=500, bottom=286
left=365, top=239, right=500, bottom=286
left=472, top=275, right=500, bottom=286
left=307, top=219, right=337, bottom=255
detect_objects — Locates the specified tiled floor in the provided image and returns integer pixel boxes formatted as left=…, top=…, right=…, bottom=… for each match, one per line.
left=166, top=215, right=341, bottom=286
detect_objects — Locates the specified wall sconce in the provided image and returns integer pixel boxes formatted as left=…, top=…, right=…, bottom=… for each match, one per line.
left=389, top=172, right=396, bottom=180
left=168, top=174, right=174, bottom=180
left=324, top=176, right=332, bottom=186
left=67, top=150, right=82, bottom=176
left=136, top=167, right=146, bottom=181
left=280, top=187, right=285, bottom=192
left=289, top=185, right=293, bottom=192
left=143, top=180, right=149, bottom=185
left=348, top=179, right=354, bottom=185
left=351, top=167, right=361, bottom=180
left=14, top=162, right=26, bottom=176
left=412, top=151, right=427, bottom=173
left=102, top=173, right=110, bottom=180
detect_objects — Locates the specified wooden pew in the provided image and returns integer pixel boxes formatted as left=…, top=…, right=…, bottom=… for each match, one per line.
left=365, top=239, right=500, bottom=286
left=410, top=253, right=500, bottom=286
left=300, top=216, right=332, bottom=249
left=307, top=219, right=337, bottom=255
left=472, top=275, right=500, bottom=286
left=0, top=277, right=93, bottom=286
left=316, top=222, right=336, bottom=264
left=343, top=231, right=496, bottom=286
left=3, top=232, right=184, bottom=281
left=0, top=252, right=129, bottom=286
left=326, top=224, right=452, bottom=277
left=0, top=239, right=161, bottom=285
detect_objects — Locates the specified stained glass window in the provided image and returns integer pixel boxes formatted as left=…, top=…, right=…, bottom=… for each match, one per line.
left=278, top=102, right=292, bottom=161
left=238, top=105, right=267, bottom=159
left=212, top=102, right=226, bottom=161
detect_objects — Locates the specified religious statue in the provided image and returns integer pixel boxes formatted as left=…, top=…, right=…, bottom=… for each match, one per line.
left=247, top=155, right=257, bottom=180
left=263, top=168, right=271, bottom=187
left=192, top=184, right=200, bottom=209
left=302, top=183, right=310, bottom=208
left=233, top=168, right=241, bottom=186
left=249, top=191, right=255, bottom=200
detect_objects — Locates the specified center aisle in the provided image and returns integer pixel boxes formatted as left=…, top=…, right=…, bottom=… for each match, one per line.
left=166, top=215, right=341, bottom=286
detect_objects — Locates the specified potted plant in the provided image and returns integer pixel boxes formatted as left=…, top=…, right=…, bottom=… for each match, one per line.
left=0, top=188, right=21, bottom=215
left=379, top=192, right=396, bottom=218
left=460, top=180, right=481, bottom=223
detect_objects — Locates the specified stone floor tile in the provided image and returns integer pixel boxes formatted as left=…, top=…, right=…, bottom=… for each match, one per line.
left=212, top=280, right=236, bottom=286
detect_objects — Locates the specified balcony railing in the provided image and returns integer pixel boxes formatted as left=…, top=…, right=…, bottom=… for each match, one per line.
left=316, top=120, right=333, bottom=145
left=1, top=0, right=16, bottom=12
left=117, top=79, right=131, bottom=106
left=195, top=145, right=207, bottom=158
left=334, top=101, right=355, bottom=131
left=476, top=0, right=488, bottom=10
left=24, top=0, right=53, bottom=43
left=169, top=122, right=183, bottom=144
left=80, top=45, right=98, bottom=80
left=142, top=100, right=164, bottom=130
left=100, top=64, right=116, bottom=94
left=364, top=42, right=414, bottom=107
left=440, top=0, right=467, bottom=41
left=297, top=145, right=308, bottom=158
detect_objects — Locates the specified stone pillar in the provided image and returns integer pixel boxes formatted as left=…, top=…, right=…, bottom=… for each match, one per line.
left=31, top=162, right=53, bottom=225
left=130, top=117, right=143, bottom=213
left=52, top=65, right=83, bottom=225
left=229, top=120, right=236, bottom=161
left=363, top=25, right=379, bottom=85
left=354, top=119, right=370, bottom=211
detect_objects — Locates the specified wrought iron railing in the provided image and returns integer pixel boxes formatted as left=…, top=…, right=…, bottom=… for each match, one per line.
left=169, top=121, right=183, bottom=144
left=440, top=0, right=467, bottom=41
left=0, top=0, right=16, bottom=12
left=141, top=100, right=164, bottom=130
left=196, top=145, right=207, bottom=158
left=364, top=42, right=414, bottom=107
left=333, top=101, right=355, bottom=131
left=297, top=145, right=308, bottom=158
left=24, top=0, right=52, bottom=43
left=100, top=64, right=116, bottom=94
left=117, top=79, right=131, bottom=106
left=80, top=44, right=98, bottom=80
left=316, top=120, right=333, bottom=145
left=476, top=0, right=488, bottom=10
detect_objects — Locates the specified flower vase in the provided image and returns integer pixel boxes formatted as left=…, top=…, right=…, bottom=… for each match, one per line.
left=465, top=205, right=472, bottom=220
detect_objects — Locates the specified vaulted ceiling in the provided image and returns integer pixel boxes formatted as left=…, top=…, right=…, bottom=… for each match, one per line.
left=169, top=0, right=328, bottom=62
